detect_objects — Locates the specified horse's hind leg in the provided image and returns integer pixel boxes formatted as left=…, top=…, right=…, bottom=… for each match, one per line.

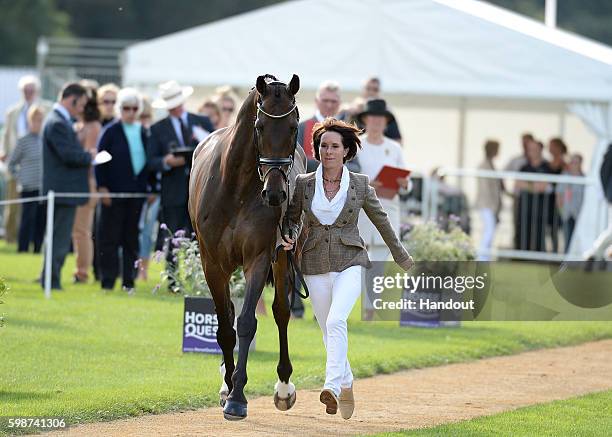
left=272, top=250, right=296, bottom=411
left=203, top=263, right=235, bottom=407
left=223, top=255, right=269, bottom=421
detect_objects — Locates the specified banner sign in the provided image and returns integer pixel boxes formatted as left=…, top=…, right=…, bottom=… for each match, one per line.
left=182, top=297, right=221, bottom=354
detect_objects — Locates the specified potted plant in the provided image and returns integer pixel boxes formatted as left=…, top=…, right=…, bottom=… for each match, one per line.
left=400, top=219, right=476, bottom=327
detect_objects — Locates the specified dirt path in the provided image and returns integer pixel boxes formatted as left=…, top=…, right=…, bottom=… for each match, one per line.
left=42, top=340, right=612, bottom=437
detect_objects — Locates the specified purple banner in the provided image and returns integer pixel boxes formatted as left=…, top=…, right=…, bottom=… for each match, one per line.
left=182, top=297, right=222, bottom=354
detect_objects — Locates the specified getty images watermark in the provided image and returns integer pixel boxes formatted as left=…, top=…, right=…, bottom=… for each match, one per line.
left=361, top=261, right=612, bottom=322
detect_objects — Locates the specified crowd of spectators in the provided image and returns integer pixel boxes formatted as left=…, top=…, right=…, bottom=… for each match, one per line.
left=0, top=73, right=593, bottom=295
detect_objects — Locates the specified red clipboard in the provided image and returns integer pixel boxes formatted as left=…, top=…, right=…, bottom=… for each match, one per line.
left=373, top=165, right=411, bottom=199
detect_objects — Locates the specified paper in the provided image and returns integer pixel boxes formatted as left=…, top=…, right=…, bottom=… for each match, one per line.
left=192, top=125, right=210, bottom=142
left=93, top=150, right=112, bottom=166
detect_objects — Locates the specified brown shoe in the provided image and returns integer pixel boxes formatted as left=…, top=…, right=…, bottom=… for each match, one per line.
left=339, top=385, right=354, bottom=420
left=319, top=389, right=338, bottom=415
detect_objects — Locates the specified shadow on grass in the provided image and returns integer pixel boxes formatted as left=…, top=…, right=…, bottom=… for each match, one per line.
left=0, top=390, right=54, bottom=401
left=4, top=317, right=70, bottom=331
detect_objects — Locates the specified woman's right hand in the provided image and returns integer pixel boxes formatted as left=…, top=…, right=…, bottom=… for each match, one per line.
left=98, top=187, right=111, bottom=207
left=281, top=236, right=295, bottom=251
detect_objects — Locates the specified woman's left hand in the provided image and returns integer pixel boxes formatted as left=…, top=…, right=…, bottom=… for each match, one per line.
left=281, top=236, right=295, bottom=251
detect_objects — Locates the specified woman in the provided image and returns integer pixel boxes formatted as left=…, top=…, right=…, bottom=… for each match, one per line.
left=548, top=137, right=568, bottom=252
left=475, top=140, right=503, bottom=261
left=282, top=118, right=413, bottom=419
left=197, top=99, right=221, bottom=130
left=95, top=88, right=149, bottom=292
left=8, top=105, right=46, bottom=253
left=72, top=83, right=102, bottom=283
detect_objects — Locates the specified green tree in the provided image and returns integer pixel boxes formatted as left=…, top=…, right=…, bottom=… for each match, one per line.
left=0, top=0, right=71, bottom=65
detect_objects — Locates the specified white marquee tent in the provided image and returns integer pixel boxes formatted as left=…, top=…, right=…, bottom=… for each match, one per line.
left=122, top=0, right=612, bottom=259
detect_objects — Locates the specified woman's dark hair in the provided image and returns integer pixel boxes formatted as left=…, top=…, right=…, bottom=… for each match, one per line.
left=484, top=139, right=500, bottom=159
left=312, top=118, right=362, bottom=163
left=82, top=86, right=101, bottom=123
left=549, top=137, right=568, bottom=155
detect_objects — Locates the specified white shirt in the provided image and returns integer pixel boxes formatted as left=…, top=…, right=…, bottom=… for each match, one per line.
left=358, top=135, right=406, bottom=186
left=17, top=103, right=30, bottom=138
left=170, top=112, right=190, bottom=147
left=53, top=103, right=71, bottom=123
left=311, top=164, right=350, bottom=225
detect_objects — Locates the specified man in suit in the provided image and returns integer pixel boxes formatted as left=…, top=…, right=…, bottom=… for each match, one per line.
left=1, top=75, right=51, bottom=243
left=148, top=80, right=214, bottom=291
left=41, top=83, right=94, bottom=290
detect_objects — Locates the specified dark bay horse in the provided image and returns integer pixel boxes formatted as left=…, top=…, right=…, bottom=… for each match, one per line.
left=189, top=74, right=305, bottom=420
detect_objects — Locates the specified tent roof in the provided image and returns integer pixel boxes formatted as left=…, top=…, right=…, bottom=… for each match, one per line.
left=123, top=0, right=612, bottom=101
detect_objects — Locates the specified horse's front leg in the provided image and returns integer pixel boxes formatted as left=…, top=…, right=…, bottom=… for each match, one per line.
left=272, top=249, right=296, bottom=411
left=223, top=254, right=270, bottom=421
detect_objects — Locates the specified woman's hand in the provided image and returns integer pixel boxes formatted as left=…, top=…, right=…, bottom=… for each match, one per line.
left=281, top=236, right=295, bottom=251
left=98, top=187, right=111, bottom=207
left=399, top=255, right=415, bottom=271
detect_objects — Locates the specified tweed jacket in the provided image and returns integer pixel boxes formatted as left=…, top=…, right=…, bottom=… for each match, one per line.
left=284, top=171, right=411, bottom=275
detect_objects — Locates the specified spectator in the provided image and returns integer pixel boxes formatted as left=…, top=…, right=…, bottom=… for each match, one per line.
left=584, top=143, right=612, bottom=261
left=297, top=80, right=347, bottom=172
left=1, top=75, right=51, bottom=244
left=475, top=140, right=502, bottom=261
left=71, top=83, right=102, bottom=283
left=506, top=132, right=534, bottom=249
left=95, top=88, right=149, bottom=292
left=556, top=153, right=584, bottom=251
left=356, top=98, right=409, bottom=321
left=41, top=82, right=94, bottom=290
left=198, top=99, right=221, bottom=130
left=97, top=83, right=120, bottom=127
left=516, top=139, right=553, bottom=252
left=213, top=85, right=238, bottom=129
left=359, top=76, right=401, bottom=142
left=547, top=137, right=568, bottom=252
left=505, top=132, right=533, bottom=172
left=149, top=80, right=214, bottom=291
left=137, top=95, right=161, bottom=281
left=8, top=105, right=46, bottom=253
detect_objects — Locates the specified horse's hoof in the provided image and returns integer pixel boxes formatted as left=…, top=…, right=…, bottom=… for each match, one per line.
left=219, top=391, right=228, bottom=407
left=274, top=390, right=297, bottom=411
left=223, top=399, right=248, bottom=420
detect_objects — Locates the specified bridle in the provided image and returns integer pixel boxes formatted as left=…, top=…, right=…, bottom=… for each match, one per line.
left=253, top=83, right=300, bottom=184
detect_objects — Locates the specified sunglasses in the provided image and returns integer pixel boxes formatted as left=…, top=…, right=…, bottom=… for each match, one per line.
left=122, top=106, right=138, bottom=112
left=102, top=99, right=116, bottom=105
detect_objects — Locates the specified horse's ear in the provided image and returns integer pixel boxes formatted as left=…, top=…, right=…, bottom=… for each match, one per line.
left=288, top=74, right=300, bottom=95
left=256, top=76, right=267, bottom=96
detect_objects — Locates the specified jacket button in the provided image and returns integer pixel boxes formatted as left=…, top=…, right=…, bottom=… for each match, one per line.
left=305, top=195, right=309, bottom=199
left=348, top=209, right=353, bottom=213
left=352, top=197, right=356, bottom=200
left=325, top=225, right=329, bottom=230
left=325, top=238, right=329, bottom=242
left=351, top=185, right=355, bottom=189
left=343, top=220, right=347, bottom=224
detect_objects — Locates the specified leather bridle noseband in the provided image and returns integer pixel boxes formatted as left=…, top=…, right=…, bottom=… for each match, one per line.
left=254, top=84, right=300, bottom=184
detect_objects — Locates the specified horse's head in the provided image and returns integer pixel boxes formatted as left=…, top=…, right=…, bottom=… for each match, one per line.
left=254, top=74, right=300, bottom=207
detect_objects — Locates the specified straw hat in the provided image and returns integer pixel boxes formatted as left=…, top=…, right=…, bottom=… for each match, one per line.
left=152, top=80, right=194, bottom=109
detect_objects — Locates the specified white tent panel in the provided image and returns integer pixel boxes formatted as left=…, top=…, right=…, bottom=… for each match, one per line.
left=123, top=0, right=612, bottom=101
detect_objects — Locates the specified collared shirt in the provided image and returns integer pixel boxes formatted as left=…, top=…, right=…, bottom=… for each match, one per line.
left=53, top=103, right=72, bottom=123
left=17, top=103, right=30, bottom=138
left=170, top=112, right=189, bottom=146
left=311, top=164, right=350, bottom=225
left=121, top=122, right=146, bottom=175
left=314, top=110, right=325, bottom=123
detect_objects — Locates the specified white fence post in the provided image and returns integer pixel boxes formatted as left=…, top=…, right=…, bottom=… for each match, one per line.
left=44, top=190, right=55, bottom=299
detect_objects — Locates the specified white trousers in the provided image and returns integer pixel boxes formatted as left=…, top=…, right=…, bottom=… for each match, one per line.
left=304, top=265, right=362, bottom=396
left=477, top=208, right=497, bottom=261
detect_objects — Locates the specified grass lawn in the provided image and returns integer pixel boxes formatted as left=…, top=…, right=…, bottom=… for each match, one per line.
left=375, top=390, right=612, bottom=437
left=1, top=241, right=611, bottom=434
